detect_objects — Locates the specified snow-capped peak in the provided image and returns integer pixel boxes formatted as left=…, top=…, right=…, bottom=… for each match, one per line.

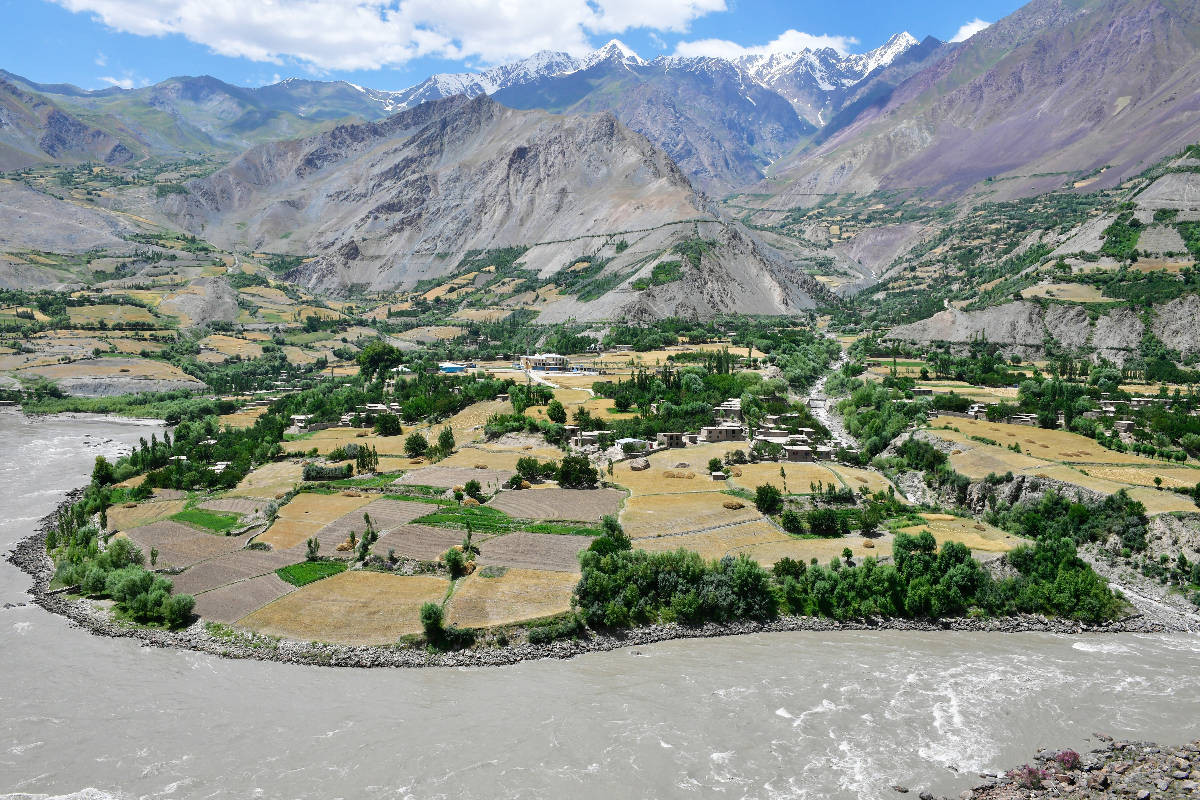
left=580, top=39, right=645, bottom=70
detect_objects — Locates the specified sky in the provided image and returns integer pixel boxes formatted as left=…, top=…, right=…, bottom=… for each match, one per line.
left=0, top=0, right=1026, bottom=92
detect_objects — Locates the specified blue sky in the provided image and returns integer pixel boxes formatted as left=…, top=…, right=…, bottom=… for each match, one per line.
left=0, top=0, right=1026, bottom=92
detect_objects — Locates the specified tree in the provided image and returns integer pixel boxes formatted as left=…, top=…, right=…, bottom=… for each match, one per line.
left=437, top=426, right=455, bottom=455
left=92, top=456, right=114, bottom=486
left=557, top=454, right=598, bottom=488
left=754, top=484, right=782, bottom=515
left=464, top=479, right=484, bottom=502
left=356, top=340, right=404, bottom=381
left=419, top=601, right=444, bottom=638
left=780, top=509, right=805, bottom=534
left=374, top=413, right=403, bottom=436
left=444, top=546, right=466, bottom=577
left=306, top=537, right=320, bottom=561
left=547, top=400, right=567, bottom=424
left=707, top=457, right=724, bottom=474
left=404, top=432, right=429, bottom=458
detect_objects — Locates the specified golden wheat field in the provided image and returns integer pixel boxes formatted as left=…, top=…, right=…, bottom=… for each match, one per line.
left=929, top=418, right=1151, bottom=465
left=66, top=304, right=156, bottom=325
left=446, top=568, right=577, bottom=628
left=200, top=334, right=263, bottom=359
left=727, top=462, right=843, bottom=494
left=827, top=465, right=901, bottom=496
left=1080, top=465, right=1200, bottom=489
left=237, top=572, right=449, bottom=645
left=896, top=514, right=1018, bottom=553
left=737, top=535, right=891, bottom=567
left=232, top=460, right=305, bottom=499
left=619, top=492, right=762, bottom=538
left=1124, top=487, right=1199, bottom=515
left=107, top=499, right=187, bottom=530
left=1019, top=283, right=1108, bottom=302
left=219, top=406, right=268, bottom=429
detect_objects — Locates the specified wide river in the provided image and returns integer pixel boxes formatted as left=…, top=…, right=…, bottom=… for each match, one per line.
left=2, top=409, right=1198, bottom=800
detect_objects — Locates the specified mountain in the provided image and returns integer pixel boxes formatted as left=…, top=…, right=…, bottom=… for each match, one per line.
left=0, top=76, right=133, bottom=170
left=494, top=55, right=815, bottom=190
left=153, top=95, right=826, bottom=320
left=765, top=0, right=1200, bottom=203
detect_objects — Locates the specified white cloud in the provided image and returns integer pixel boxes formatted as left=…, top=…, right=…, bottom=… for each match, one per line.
left=98, top=74, right=134, bottom=88
left=94, top=50, right=107, bottom=66
left=673, top=29, right=858, bottom=59
left=50, top=0, right=726, bottom=70
left=949, top=18, right=991, bottom=43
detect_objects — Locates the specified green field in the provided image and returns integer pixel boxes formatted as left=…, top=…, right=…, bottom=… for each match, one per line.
left=275, top=561, right=348, bottom=587
left=171, top=508, right=242, bottom=533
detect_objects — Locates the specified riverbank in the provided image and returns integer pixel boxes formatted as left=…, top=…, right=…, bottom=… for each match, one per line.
left=908, top=737, right=1200, bottom=799
left=9, top=492, right=1198, bottom=670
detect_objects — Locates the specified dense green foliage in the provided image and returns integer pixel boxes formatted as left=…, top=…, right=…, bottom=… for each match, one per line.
left=275, top=561, right=347, bottom=587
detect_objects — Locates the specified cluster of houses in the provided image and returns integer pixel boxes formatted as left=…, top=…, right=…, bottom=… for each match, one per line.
left=566, top=397, right=849, bottom=463
left=927, top=392, right=1181, bottom=431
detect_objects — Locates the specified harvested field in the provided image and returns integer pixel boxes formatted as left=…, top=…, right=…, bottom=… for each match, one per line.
left=119, top=521, right=247, bottom=570
left=393, top=325, right=463, bottom=343
left=486, top=488, right=623, bottom=522
left=217, top=406, right=267, bottom=428
left=437, top=445, right=563, bottom=471
left=634, top=521, right=787, bottom=561
left=611, top=443, right=734, bottom=495
left=256, top=518, right=321, bottom=550
left=170, top=548, right=296, bottom=595
left=233, top=460, right=304, bottom=498
left=944, top=443, right=1054, bottom=480
left=198, top=497, right=270, bottom=515
left=278, top=491, right=374, bottom=525
left=407, top=399, right=512, bottom=447
left=199, top=334, right=262, bottom=359
left=929, top=418, right=1149, bottom=465
left=451, top=308, right=511, bottom=323
left=107, top=499, right=187, bottom=530
left=21, top=357, right=195, bottom=382
left=282, top=428, right=412, bottom=457
left=727, top=462, right=842, bottom=494
left=446, top=568, right=577, bottom=628
left=477, top=531, right=593, bottom=572
left=192, top=574, right=295, bottom=624
left=393, top=465, right=514, bottom=490
left=620, top=492, right=762, bottom=539
left=1126, top=487, right=1199, bottom=515
left=1082, top=465, right=1200, bottom=489
left=1017, top=464, right=1127, bottom=494
left=897, top=514, right=1018, bottom=553
left=738, top=535, right=891, bottom=567
left=371, top=524, right=473, bottom=561
left=1020, top=283, right=1108, bottom=302
left=827, top=465, right=900, bottom=496
left=237, top=572, right=448, bottom=645
left=314, top=498, right=435, bottom=552
left=66, top=304, right=156, bottom=325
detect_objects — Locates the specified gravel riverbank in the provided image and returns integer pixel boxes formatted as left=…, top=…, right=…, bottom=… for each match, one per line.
left=905, top=737, right=1200, bottom=799
left=7, top=492, right=1198, bottom=670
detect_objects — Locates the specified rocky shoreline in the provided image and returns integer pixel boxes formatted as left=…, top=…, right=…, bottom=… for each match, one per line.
left=903, top=737, right=1200, bottom=799
left=7, top=492, right=1197, bottom=670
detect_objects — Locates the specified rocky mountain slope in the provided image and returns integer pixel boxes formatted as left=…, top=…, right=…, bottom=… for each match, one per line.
left=0, top=77, right=133, bottom=170
left=765, top=0, right=1200, bottom=203
left=153, top=95, right=825, bottom=320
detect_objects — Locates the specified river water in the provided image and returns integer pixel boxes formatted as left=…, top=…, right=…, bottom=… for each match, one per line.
left=2, top=409, right=1198, bottom=800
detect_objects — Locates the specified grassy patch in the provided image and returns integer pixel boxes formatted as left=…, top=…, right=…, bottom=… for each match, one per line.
left=327, top=472, right=406, bottom=489
left=171, top=508, right=241, bottom=533
left=275, top=561, right=348, bottom=587
left=413, top=505, right=602, bottom=536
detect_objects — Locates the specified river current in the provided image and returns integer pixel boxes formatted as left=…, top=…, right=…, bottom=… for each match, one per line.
left=1, top=409, right=1198, bottom=799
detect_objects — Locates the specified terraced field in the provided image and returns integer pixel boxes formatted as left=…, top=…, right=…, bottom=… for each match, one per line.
left=446, top=568, right=577, bottom=628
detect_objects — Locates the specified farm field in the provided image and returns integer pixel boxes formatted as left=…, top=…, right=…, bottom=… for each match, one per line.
left=446, top=568, right=577, bottom=627
left=476, top=531, right=593, bottom=572
left=119, top=522, right=250, bottom=570
left=926, top=422, right=1200, bottom=516
left=107, top=498, right=187, bottom=530
left=233, top=460, right=304, bottom=498
left=258, top=491, right=374, bottom=549
left=437, top=444, right=564, bottom=471
left=486, top=488, right=624, bottom=522
left=928, top=417, right=1152, bottom=464
left=620, top=491, right=761, bottom=538
left=728, top=462, right=845, bottom=494
left=237, top=571, right=448, bottom=645
left=895, top=514, right=1018, bottom=553
left=393, top=465, right=514, bottom=490
left=66, top=304, right=157, bottom=325
left=370, top=524, right=472, bottom=561
left=1019, top=283, right=1108, bottom=302
left=633, top=520, right=788, bottom=561
left=610, top=442, right=736, bottom=495
left=191, top=573, right=296, bottom=624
